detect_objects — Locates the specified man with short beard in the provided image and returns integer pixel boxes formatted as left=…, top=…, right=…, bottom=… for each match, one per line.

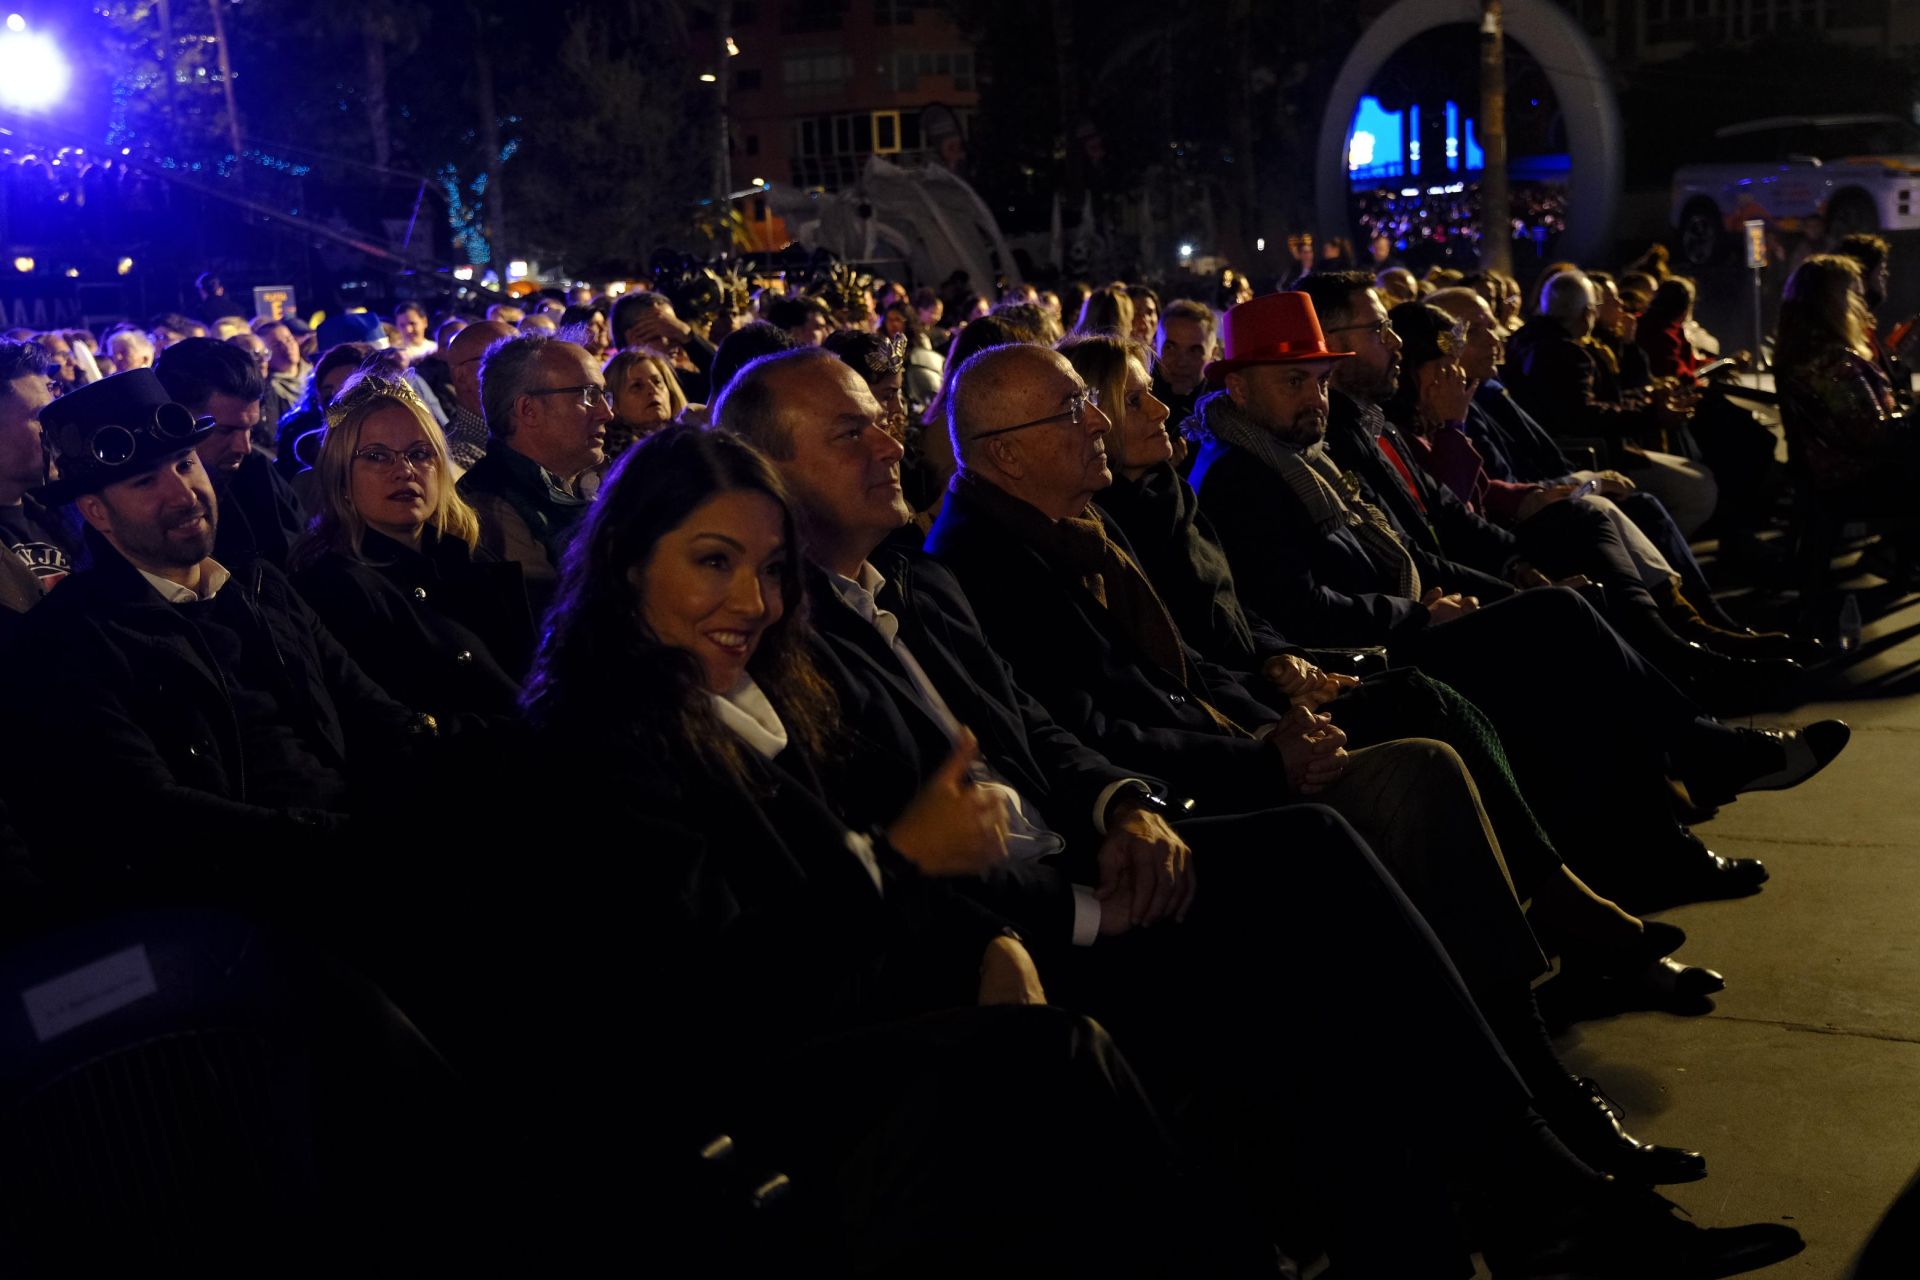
left=2, top=369, right=429, bottom=880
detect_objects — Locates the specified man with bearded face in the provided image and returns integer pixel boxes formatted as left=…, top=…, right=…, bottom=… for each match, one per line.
left=1, top=369, right=431, bottom=885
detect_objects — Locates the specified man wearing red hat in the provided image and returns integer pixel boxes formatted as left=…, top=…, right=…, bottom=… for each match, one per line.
left=1186, top=290, right=1849, bottom=905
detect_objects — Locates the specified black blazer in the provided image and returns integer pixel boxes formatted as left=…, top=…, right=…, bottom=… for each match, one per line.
left=532, top=701, right=1010, bottom=1062
left=922, top=480, right=1288, bottom=812
left=1324, top=391, right=1517, bottom=600
left=1188, top=432, right=1437, bottom=648
left=293, top=529, right=534, bottom=721
left=805, top=542, right=1149, bottom=944
left=1, top=536, right=422, bottom=881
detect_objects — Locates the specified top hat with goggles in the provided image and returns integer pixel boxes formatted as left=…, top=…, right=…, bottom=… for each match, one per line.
left=35, top=369, right=215, bottom=505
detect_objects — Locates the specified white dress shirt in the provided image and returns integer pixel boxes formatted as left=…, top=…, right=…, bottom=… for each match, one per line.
left=139, top=559, right=232, bottom=604
left=831, top=562, right=1145, bottom=945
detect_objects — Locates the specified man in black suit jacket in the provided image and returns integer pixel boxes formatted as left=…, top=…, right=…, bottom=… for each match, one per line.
left=710, top=347, right=1814, bottom=1274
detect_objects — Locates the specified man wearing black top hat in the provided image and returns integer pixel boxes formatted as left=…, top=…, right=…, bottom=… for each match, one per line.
left=0, top=369, right=430, bottom=889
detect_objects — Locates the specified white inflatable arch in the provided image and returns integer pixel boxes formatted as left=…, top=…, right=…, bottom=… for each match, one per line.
left=1313, top=0, right=1623, bottom=265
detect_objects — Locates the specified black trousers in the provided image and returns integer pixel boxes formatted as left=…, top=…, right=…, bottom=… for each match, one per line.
left=1046, top=803, right=1527, bottom=1279
left=723, top=1005, right=1275, bottom=1278
left=1392, top=586, right=1731, bottom=892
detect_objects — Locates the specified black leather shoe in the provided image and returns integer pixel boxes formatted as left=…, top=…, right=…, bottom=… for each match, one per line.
left=1548, top=952, right=1726, bottom=1024
left=1491, top=1179, right=1806, bottom=1278
left=1734, top=720, right=1852, bottom=793
left=1540, top=1077, right=1708, bottom=1186
left=1614, top=830, right=1769, bottom=912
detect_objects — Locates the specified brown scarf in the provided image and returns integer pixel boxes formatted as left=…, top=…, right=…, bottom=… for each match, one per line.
left=955, top=471, right=1250, bottom=736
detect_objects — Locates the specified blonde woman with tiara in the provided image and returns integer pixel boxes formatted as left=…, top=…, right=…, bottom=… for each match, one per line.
left=290, top=372, right=535, bottom=719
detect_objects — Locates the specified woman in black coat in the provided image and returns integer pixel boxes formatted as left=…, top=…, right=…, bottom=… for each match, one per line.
left=289, top=372, right=534, bottom=720
left=517, top=425, right=1261, bottom=1277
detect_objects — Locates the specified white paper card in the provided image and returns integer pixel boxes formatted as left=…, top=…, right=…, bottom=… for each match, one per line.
left=21, top=945, right=159, bottom=1042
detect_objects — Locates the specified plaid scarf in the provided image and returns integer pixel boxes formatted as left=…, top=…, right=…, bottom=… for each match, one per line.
left=1194, top=389, right=1421, bottom=599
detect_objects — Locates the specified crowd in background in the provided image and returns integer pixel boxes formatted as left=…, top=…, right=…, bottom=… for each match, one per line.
left=0, top=224, right=1908, bottom=1272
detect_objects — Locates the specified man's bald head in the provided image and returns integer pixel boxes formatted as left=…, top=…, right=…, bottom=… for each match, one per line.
left=448, top=320, right=516, bottom=414
left=948, top=342, right=1113, bottom=519
left=948, top=342, right=1072, bottom=470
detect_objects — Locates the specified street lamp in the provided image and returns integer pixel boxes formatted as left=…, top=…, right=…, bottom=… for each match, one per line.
left=0, top=15, right=70, bottom=111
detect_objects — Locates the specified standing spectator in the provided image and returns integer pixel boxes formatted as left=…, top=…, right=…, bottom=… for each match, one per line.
left=32, top=332, right=78, bottom=394
left=194, top=272, right=248, bottom=324
left=457, top=335, right=610, bottom=614
left=0, top=342, right=77, bottom=609
left=393, top=301, right=435, bottom=363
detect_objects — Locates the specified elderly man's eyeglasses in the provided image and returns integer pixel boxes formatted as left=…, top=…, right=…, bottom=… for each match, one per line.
left=353, top=443, right=439, bottom=472
left=525, top=384, right=613, bottom=412
left=970, top=387, right=1102, bottom=442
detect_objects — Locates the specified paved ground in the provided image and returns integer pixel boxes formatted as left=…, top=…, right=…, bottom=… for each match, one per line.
left=1515, top=559, right=1920, bottom=1278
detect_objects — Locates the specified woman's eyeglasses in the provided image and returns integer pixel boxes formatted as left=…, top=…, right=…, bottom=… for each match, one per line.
left=352, top=443, right=439, bottom=472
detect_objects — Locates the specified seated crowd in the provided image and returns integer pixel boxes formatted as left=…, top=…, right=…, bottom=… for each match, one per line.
left=0, top=241, right=1890, bottom=1275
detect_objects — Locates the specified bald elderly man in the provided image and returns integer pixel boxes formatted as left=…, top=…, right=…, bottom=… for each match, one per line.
left=441, top=320, right=516, bottom=471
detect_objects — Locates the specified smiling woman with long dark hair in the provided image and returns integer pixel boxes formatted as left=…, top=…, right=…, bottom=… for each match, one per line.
left=517, top=423, right=1230, bottom=1275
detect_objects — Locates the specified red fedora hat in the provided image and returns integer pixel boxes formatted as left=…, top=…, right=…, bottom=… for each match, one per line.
left=1202, top=291, right=1353, bottom=385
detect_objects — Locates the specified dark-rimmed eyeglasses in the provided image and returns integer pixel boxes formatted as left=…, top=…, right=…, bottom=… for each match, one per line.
left=1325, top=318, right=1396, bottom=342
left=524, top=384, right=613, bottom=412
left=352, top=443, right=439, bottom=472
left=969, top=387, right=1102, bottom=443
left=86, top=402, right=204, bottom=466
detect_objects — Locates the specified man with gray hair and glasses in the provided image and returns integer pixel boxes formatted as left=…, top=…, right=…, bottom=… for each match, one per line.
left=456, top=334, right=612, bottom=613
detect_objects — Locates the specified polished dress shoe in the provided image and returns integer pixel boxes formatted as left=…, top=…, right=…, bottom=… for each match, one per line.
left=1610, top=829, right=1768, bottom=913
left=1489, top=1178, right=1806, bottom=1278
left=1734, top=720, right=1852, bottom=792
left=1540, top=1076, right=1708, bottom=1186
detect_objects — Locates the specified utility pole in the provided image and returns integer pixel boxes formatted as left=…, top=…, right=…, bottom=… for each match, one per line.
left=715, top=0, right=733, bottom=259
left=1478, top=0, right=1512, bottom=275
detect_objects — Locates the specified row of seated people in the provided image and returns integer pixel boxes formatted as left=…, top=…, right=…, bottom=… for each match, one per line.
left=0, top=305, right=1852, bottom=1272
